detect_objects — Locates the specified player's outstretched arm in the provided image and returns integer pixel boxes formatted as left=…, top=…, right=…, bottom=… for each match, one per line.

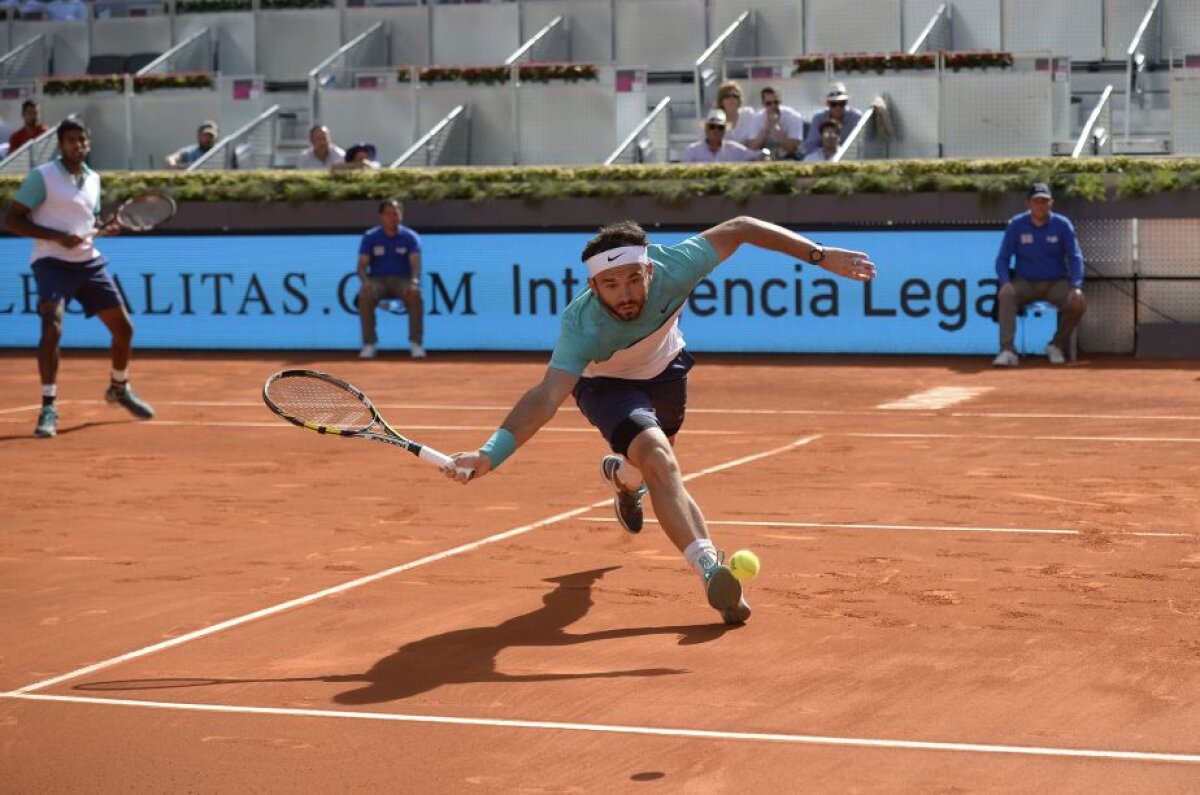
left=699, top=215, right=876, bottom=282
left=442, top=366, right=578, bottom=484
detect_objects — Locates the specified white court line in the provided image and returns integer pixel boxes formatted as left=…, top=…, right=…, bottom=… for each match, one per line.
left=850, top=432, right=1200, bottom=444
left=0, top=403, right=40, bottom=415
left=582, top=517, right=1193, bottom=540
left=6, top=435, right=818, bottom=696
left=0, top=418, right=738, bottom=436
left=31, top=400, right=1200, bottom=422
left=878, top=386, right=993, bottom=411
left=953, top=411, right=1200, bottom=422
left=5, top=693, right=1197, bottom=766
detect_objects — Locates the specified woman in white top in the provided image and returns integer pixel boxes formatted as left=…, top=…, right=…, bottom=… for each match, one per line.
left=715, top=81, right=761, bottom=147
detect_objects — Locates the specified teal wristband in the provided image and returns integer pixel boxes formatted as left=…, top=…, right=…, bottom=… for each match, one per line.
left=480, top=428, right=517, bottom=469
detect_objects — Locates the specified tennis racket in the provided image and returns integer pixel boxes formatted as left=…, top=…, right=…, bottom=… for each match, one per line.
left=87, top=191, right=177, bottom=239
left=262, top=369, right=472, bottom=478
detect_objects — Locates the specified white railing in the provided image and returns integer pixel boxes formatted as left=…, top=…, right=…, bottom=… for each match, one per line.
left=187, top=104, right=281, bottom=171
left=1124, top=0, right=1162, bottom=139
left=604, top=97, right=670, bottom=165
left=135, top=28, right=212, bottom=76
left=391, top=105, right=469, bottom=167
left=831, top=106, right=877, bottom=162
left=503, top=15, right=568, bottom=66
left=0, top=34, right=50, bottom=85
left=907, top=3, right=951, bottom=54
left=308, top=22, right=389, bottom=123
left=1073, top=84, right=1114, bottom=158
left=695, top=11, right=754, bottom=114
left=0, top=116, right=71, bottom=174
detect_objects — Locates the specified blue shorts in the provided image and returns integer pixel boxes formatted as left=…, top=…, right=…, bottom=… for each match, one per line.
left=572, top=349, right=694, bottom=456
left=32, top=256, right=122, bottom=318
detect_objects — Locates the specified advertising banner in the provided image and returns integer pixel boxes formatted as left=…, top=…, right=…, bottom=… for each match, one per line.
left=0, top=230, right=1048, bottom=354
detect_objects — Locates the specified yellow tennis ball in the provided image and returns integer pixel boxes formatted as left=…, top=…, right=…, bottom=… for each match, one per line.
left=729, top=549, right=760, bottom=583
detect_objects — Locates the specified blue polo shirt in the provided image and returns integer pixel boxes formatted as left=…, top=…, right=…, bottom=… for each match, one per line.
left=995, top=211, right=1084, bottom=288
left=359, top=224, right=421, bottom=277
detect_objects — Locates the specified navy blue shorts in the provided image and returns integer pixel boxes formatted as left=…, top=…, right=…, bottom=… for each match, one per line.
left=32, top=256, right=122, bottom=318
left=572, top=349, right=694, bottom=456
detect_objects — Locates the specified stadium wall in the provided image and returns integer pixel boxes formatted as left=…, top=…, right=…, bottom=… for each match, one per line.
left=2, top=191, right=1197, bottom=356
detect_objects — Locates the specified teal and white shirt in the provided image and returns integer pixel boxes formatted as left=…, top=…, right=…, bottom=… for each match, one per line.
left=550, top=236, right=719, bottom=380
left=13, top=157, right=101, bottom=264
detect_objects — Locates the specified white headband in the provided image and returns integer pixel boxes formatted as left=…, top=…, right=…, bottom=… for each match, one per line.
left=585, top=245, right=649, bottom=277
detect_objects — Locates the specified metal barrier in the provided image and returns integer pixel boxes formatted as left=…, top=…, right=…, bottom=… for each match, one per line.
left=695, top=11, right=754, bottom=114
left=503, top=15, right=568, bottom=66
left=187, top=104, right=281, bottom=171
left=604, top=97, right=670, bottom=165
left=1073, top=84, right=1114, bottom=158
left=907, top=3, right=951, bottom=54
left=831, top=106, right=876, bottom=162
left=135, top=28, right=212, bottom=76
left=0, top=116, right=69, bottom=175
left=0, top=34, right=50, bottom=86
left=1124, top=0, right=1162, bottom=140
left=308, top=22, right=389, bottom=123
left=390, top=105, right=469, bottom=168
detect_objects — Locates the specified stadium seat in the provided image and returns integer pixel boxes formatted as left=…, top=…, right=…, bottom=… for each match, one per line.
left=86, top=54, right=128, bottom=75
left=125, top=52, right=163, bottom=73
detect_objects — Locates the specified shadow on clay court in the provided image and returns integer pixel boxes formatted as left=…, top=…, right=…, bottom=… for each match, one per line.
left=0, top=418, right=132, bottom=443
left=75, top=566, right=739, bottom=705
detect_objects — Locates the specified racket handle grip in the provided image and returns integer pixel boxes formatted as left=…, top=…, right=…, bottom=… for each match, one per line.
left=417, top=445, right=473, bottom=479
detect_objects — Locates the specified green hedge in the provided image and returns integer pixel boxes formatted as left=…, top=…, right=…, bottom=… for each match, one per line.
left=2, top=158, right=1198, bottom=207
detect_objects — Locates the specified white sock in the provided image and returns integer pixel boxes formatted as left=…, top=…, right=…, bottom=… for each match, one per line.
left=42, top=384, right=57, bottom=398
left=683, top=538, right=719, bottom=577
left=111, top=368, right=128, bottom=383
left=615, top=457, right=644, bottom=491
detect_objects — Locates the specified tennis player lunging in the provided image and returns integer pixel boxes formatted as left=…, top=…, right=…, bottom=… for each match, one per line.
left=3, top=118, right=155, bottom=438
left=442, top=217, right=875, bottom=624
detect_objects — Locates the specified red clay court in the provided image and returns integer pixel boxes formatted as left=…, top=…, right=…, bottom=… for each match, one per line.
left=1, top=351, right=1198, bottom=792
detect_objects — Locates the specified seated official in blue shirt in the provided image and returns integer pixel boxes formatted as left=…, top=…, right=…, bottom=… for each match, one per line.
left=357, top=199, right=425, bottom=359
left=992, top=183, right=1087, bottom=366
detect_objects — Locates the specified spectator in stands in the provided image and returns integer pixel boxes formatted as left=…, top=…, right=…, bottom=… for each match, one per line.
left=44, top=0, right=86, bottom=20
left=804, top=82, right=863, bottom=157
left=8, top=100, right=49, bottom=152
left=340, top=142, right=381, bottom=171
left=746, top=86, right=805, bottom=160
left=357, top=199, right=425, bottom=360
left=295, top=124, right=346, bottom=170
left=681, top=110, right=761, bottom=164
left=803, top=119, right=842, bottom=162
left=992, top=183, right=1087, bottom=367
left=164, top=121, right=218, bottom=170
left=715, top=81, right=760, bottom=147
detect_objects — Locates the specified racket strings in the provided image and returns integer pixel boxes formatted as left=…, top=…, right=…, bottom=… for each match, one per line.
left=266, top=376, right=373, bottom=431
left=117, top=195, right=176, bottom=231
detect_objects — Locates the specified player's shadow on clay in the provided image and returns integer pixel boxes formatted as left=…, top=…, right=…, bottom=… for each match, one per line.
left=0, top=419, right=132, bottom=442
left=75, top=566, right=737, bottom=705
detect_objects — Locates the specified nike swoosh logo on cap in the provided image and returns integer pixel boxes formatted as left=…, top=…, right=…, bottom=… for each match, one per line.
left=607, top=253, right=622, bottom=261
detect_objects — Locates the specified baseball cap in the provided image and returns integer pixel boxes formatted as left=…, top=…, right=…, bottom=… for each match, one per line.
left=198, top=120, right=218, bottom=135
left=704, top=109, right=727, bottom=127
left=345, top=142, right=378, bottom=162
left=826, top=82, right=849, bottom=102
left=1028, top=182, right=1053, bottom=199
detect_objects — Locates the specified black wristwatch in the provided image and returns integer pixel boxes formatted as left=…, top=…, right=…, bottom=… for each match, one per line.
left=808, top=246, right=826, bottom=264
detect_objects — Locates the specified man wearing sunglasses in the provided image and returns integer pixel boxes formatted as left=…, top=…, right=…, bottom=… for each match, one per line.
left=803, top=82, right=863, bottom=157
left=746, top=87, right=805, bottom=161
left=681, top=109, right=762, bottom=163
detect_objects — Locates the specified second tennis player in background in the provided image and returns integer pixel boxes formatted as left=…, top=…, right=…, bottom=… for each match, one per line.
left=441, top=216, right=876, bottom=624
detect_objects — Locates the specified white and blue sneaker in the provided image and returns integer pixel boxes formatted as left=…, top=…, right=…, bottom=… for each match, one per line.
left=702, top=552, right=752, bottom=625
left=600, top=454, right=648, bottom=534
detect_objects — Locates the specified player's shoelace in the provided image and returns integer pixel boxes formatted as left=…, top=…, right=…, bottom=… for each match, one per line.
left=700, top=550, right=728, bottom=580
